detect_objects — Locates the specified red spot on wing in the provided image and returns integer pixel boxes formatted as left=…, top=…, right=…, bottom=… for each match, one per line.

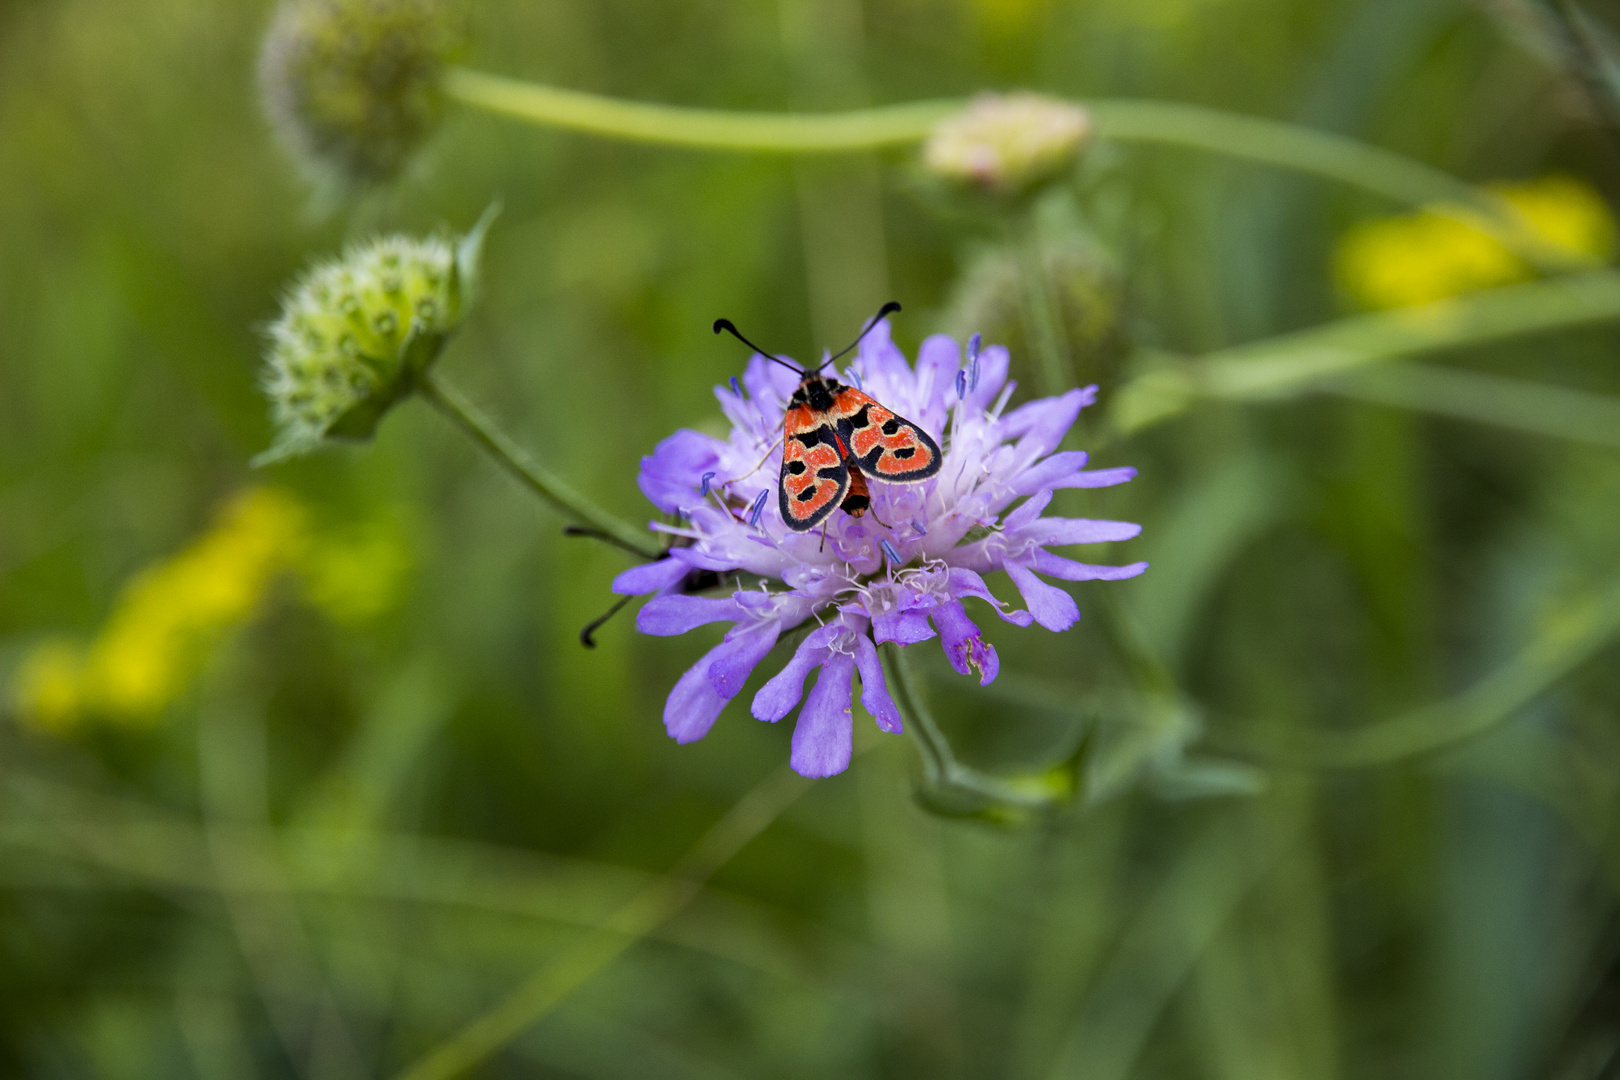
left=833, top=391, right=941, bottom=482
left=779, top=406, right=847, bottom=530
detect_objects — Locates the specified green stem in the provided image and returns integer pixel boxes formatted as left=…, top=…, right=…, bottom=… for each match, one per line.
left=1013, top=222, right=1075, bottom=398
left=1223, top=575, right=1620, bottom=769
left=444, top=67, right=958, bottom=152
left=417, top=371, right=661, bottom=560
left=879, top=643, right=1067, bottom=815
left=443, top=69, right=1575, bottom=266
left=1084, top=101, right=1579, bottom=269
left=1110, top=270, right=1620, bottom=435
left=1323, top=363, right=1620, bottom=451
left=392, top=765, right=809, bottom=1080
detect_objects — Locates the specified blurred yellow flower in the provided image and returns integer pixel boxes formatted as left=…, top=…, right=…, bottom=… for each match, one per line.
left=1334, top=175, right=1616, bottom=310
left=12, top=640, right=89, bottom=735
left=10, top=487, right=409, bottom=733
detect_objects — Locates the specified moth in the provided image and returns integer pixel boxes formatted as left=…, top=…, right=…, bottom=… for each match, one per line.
left=714, top=302, right=942, bottom=533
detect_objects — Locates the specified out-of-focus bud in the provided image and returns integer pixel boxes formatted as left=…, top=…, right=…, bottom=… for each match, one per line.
left=259, top=0, right=459, bottom=187
left=256, top=208, right=494, bottom=464
left=922, top=92, right=1092, bottom=197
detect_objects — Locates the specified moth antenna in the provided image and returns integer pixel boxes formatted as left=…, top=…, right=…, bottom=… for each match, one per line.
left=579, top=595, right=632, bottom=649
left=712, top=318, right=804, bottom=375
left=817, top=301, right=902, bottom=371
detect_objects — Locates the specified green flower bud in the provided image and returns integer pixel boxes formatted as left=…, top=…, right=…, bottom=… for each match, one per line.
left=922, top=92, right=1092, bottom=197
left=259, top=0, right=459, bottom=187
left=256, top=208, right=494, bottom=464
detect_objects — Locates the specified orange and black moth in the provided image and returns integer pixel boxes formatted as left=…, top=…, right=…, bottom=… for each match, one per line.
left=778, top=372, right=941, bottom=531
left=713, top=303, right=942, bottom=534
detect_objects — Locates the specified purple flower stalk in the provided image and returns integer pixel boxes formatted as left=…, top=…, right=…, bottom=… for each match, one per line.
left=615, top=322, right=1146, bottom=778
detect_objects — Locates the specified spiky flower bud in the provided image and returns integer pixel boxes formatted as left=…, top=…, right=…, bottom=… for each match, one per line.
left=259, top=0, right=459, bottom=186
left=256, top=209, right=493, bottom=464
left=922, top=92, right=1092, bottom=197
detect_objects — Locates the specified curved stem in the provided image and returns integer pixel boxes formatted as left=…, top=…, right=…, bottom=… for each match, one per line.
left=880, top=643, right=1068, bottom=815
left=443, top=69, right=1578, bottom=266
left=1085, top=101, right=1580, bottom=269
left=1225, top=574, right=1620, bottom=769
left=417, top=371, right=661, bottom=560
left=444, top=67, right=957, bottom=152
left=1110, top=270, right=1620, bottom=436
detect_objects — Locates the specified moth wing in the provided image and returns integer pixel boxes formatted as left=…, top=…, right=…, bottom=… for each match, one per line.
left=779, top=406, right=848, bottom=531
left=832, top=388, right=943, bottom=482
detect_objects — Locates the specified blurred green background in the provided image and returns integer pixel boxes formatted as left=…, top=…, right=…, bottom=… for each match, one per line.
left=5, top=0, right=1620, bottom=1077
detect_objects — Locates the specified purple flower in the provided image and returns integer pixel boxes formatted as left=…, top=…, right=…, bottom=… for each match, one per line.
left=617, top=323, right=1146, bottom=778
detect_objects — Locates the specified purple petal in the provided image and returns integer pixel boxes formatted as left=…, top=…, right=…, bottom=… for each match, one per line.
left=744, top=352, right=801, bottom=403
left=612, top=558, right=689, bottom=596
left=637, top=430, right=722, bottom=513
left=856, top=319, right=909, bottom=386
left=1005, top=561, right=1081, bottom=632
left=636, top=595, right=741, bottom=636
left=1032, top=549, right=1151, bottom=582
left=946, top=567, right=1037, bottom=627
left=872, top=608, right=937, bottom=645
left=790, top=653, right=857, bottom=778
left=666, top=545, right=740, bottom=572
left=1052, top=466, right=1137, bottom=490
left=1023, top=518, right=1143, bottom=546
left=1002, top=490, right=1054, bottom=533
left=709, top=622, right=783, bottom=698
left=913, top=334, right=961, bottom=436
left=1001, top=390, right=1083, bottom=459
left=752, top=634, right=826, bottom=722
left=664, top=641, right=732, bottom=743
left=1009, top=451, right=1089, bottom=497
left=930, top=599, right=1000, bottom=685
left=851, top=634, right=903, bottom=733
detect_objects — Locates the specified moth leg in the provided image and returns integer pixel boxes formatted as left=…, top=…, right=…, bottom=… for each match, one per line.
left=722, top=435, right=785, bottom=491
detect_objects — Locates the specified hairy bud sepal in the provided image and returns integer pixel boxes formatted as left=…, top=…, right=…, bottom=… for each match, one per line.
left=256, top=206, right=496, bottom=465
left=259, top=0, right=461, bottom=188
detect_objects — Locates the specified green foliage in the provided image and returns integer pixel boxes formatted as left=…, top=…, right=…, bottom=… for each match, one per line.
left=3, top=0, right=1620, bottom=1077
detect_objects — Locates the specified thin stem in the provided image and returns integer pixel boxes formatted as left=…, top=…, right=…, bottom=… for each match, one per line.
left=444, top=67, right=958, bottom=152
left=1323, top=363, right=1620, bottom=451
left=880, top=643, right=1068, bottom=814
left=1013, top=224, right=1075, bottom=398
left=392, top=765, right=810, bottom=1080
left=443, top=69, right=1577, bottom=267
left=1084, top=101, right=1581, bottom=270
left=417, top=371, right=661, bottom=560
left=1110, top=270, right=1620, bottom=435
left=1224, top=574, right=1620, bottom=769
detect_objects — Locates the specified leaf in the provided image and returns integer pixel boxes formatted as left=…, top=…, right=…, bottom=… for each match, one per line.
left=452, top=201, right=502, bottom=317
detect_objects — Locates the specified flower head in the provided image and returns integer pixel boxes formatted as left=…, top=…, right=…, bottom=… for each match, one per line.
left=617, top=324, right=1146, bottom=778
left=257, top=210, right=493, bottom=463
left=923, top=92, right=1092, bottom=196
left=260, top=0, right=459, bottom=187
